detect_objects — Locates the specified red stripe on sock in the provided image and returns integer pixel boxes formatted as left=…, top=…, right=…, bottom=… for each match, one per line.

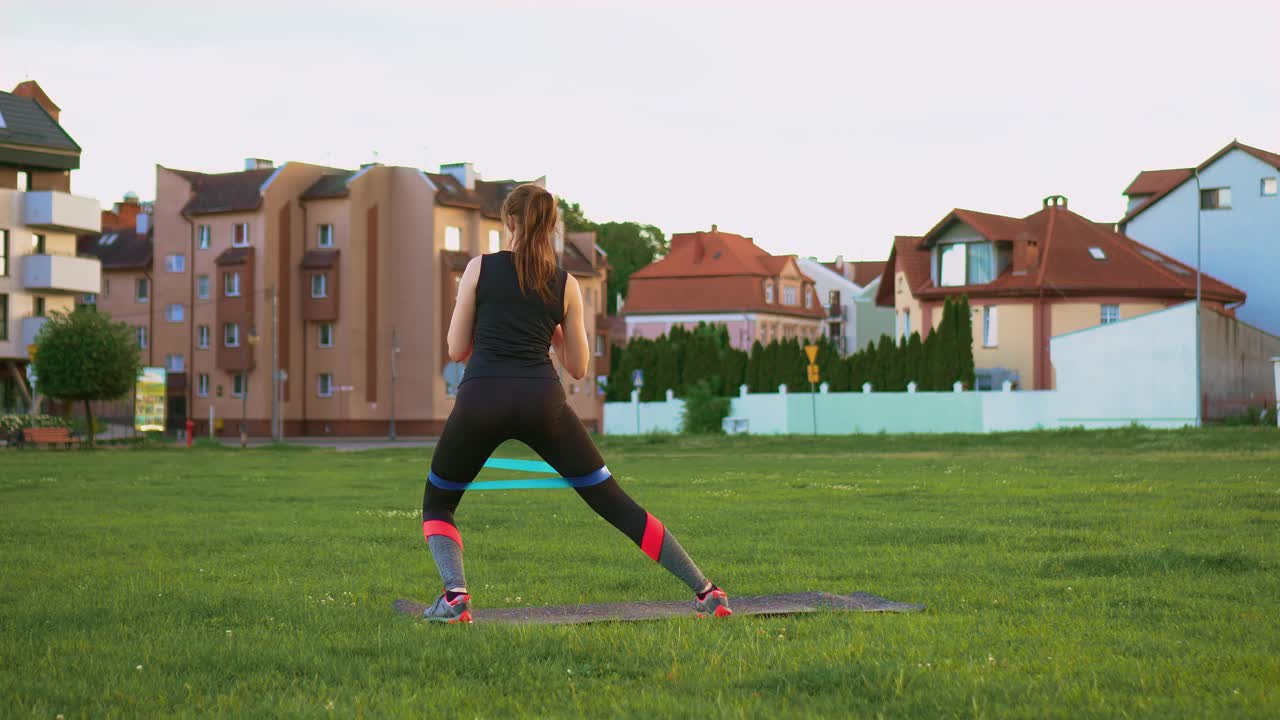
left=640, top=513, right=665, bottom=561
left=423, top=520, right=463, bottom=550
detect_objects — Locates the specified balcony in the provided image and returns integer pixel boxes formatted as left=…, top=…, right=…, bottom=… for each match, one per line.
left=21, top=316, right=47, bottom=354
left=826, top=302, right=845, bottom=319
left=22, top=253, right=102, bottom=295
left=22, top=191, right=102, bottom=234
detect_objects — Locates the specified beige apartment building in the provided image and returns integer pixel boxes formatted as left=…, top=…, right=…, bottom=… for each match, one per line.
left=876, top=196, right=1245, bottom=390
left=0, top=81, right=101, bottom=412
left=140, top=159, right=609, bottom=436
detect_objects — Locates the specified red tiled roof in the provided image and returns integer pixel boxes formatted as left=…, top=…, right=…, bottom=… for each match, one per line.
left=626, top=228, right=824, bottom=318
left=875, top=236, right=927, bottom=307
left=77, top=229, right=152, bottom=270
left=171, top=168, right=275, bottom=216
left=878, top=203, right=1244, bottom=306
left=850, top=260, right=886, bottom=287
left=1120, top=140, right=1280, bottom=227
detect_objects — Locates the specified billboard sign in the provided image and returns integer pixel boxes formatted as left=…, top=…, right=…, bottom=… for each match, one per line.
left=134, top=367, right=167, bottom=432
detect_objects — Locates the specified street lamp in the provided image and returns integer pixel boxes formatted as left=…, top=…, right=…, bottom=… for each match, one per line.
left=239, top=326, right=260, bottom=448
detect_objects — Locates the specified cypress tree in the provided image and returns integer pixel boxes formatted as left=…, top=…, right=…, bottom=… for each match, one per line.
left=904, top=331, right=924, bottom=389
left=746, top=340, right=764, bottom=392
left=958, top=296, right=976, bottom=389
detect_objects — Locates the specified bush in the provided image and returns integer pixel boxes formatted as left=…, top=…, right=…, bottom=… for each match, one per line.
left=680, top=381, right=731, bottom=434
left=0, top=414, right=74, bottom=435
left=1222, top=405, right=1277, bottom=427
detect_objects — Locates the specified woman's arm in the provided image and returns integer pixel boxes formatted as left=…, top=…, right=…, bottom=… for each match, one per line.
left=446, top=256, right=482, bottom=362
left=559, top=274, right=591, bottom=380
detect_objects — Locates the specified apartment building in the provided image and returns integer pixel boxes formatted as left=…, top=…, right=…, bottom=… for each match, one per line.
left=145, top=159, right=608, bottom=436
left=0, top=81, right=101, bottom=412
left=796, top=256, right=894, bottom=354
left=624, top=226, right=826, bottom=350
left=876, top=196, right=1244, bottom=390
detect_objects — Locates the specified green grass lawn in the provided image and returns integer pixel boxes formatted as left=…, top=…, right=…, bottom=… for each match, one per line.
left=2, top=429, right=1278, bottom=718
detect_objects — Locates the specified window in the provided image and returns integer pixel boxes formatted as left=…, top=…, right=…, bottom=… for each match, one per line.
left=165, top=254, right=185, bottom=273
left=197, top=373, right=209, bottom=397
left=982, top=306, right=998, bottom=347
left=1101, top=304, right=1120, bottom=325
left=317, top=373, right=334, bottom=397
left=232, top=223, right=250, bottom=247
left=804, top=287, right=812, bottom=308
left=583, top=287, right=593, bottom=310
left=166, top=303, right=184, bottom=322
left=594, top=334, right=605, bottom=357
left=903, top=309, right=911, bottom=338
left=1200, top=187, right=1231, bottom=210
left=197, top=275, right=210, bottom=299
left=828, top=289, right=839, bottom=306
left=224, top=271, right=240, bottom=297
left=135, top=277, right=150, bottom=302
left=488, top=229, right=501, bottom=253
left=232, top=373, right=247, bottom=398
left=1088, top=247, right=1107, bottom=261
left=0, top=230, right=8, bottom=276
left=1263, top=178, right=1278, bottom=197
left=136, top=326, right=147, bottom=349
left=764, top=281, right=774, bottom=303
left=318, top=224, right=334, bottom=248
left=318, top=322, right=334, bottom=348
left=939, top=244, right=967, bottom=286
left=784, top=286, right=797, bottom=305
left=0, top=294, right=7, bottom=341
left=33, top=297, right=46, bottom=317
left=32, top=234, right=46, bottom=254
left=166, top=354, right=185, bottom=372
left=81, top=293, right=95, bottom=305
left=444, top=226, right=462, bottom=251
left=224, top=323, right=240, bottom=348
left=197, top=225, right=210, bottom=249
left=197, top=325, right=210, bottom=349
left=102, top=278, right=110, bottom=299
left=17, top=171, right=31, bottom=191
left=939, top=242, right=997, bottom=286
left=311, top=273, right=327, bottom=298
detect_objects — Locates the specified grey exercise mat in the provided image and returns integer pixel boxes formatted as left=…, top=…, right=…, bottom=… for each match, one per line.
left=392, top=591, right=924, bottom=625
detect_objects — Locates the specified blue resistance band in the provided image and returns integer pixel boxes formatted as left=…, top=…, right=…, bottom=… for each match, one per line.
left=429, top=459, right=611, bottom=491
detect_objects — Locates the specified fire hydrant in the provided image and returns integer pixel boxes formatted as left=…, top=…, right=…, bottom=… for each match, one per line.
left=186, top=418, right=195, bottom=448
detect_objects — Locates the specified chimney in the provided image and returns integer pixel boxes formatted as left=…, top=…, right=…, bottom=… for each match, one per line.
left=12, top=81, right=61, bottom=122
left=1011, top=232, right=1040, bottom=275
left=441, top=162, right=477, bottom=190
left=245, top=158, right=274, bottom=171
left=711, top=224, right=718, bottom=233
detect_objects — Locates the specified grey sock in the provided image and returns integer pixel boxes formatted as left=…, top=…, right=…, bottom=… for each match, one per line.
left=427, top=535, right=466, bottom=591
left=657, top=530, right=709, bottom=593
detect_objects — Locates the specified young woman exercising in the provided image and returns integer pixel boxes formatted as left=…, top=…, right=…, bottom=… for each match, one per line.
left=421, top=183, right=730, bottom=623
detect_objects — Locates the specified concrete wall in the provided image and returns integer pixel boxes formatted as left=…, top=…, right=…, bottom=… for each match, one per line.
left=1201, top=307, right=1280, bottom=418
left=1124, top=148, right=1280, bottom=335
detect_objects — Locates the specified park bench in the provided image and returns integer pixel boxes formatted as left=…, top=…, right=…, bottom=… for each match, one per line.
left=21, top=427, right=82, bottom=449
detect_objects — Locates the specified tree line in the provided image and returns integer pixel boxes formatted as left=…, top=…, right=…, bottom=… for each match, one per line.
left=605, top=296, right=976, bottom=400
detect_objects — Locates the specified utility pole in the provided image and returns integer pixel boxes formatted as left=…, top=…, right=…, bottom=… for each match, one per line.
left=389, top=328, right=399, bottom=440
left=270, top=286, right=280, bottom=443
left=1193, top=170, right=1203, bottom=428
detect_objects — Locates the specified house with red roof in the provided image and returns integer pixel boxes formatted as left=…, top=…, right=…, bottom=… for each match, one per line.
left=796, top=256, right=894, bottom=355
left=624, top=226, right=826, bottom=351
left=876, top=195, right=1245, bottom=390
left=1118, top=140, right=1280, bottom=336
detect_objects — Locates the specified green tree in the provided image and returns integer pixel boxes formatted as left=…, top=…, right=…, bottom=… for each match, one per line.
left=31, top=307, right=142, bottom=447
left=596, top=221, right=669, bottom=315
left=746, top=340, right=764, bottom=392
left=957, top=296, right=976, bottom=389
left=903, top=331, right=924, bottom=389
left=557, top=198, right=593, bottom=233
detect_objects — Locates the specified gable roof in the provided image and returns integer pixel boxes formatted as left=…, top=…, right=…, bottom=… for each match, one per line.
left=631, top=228, right=813, bottom=281
left=301, top=171, right=355, bottom=200
left=850, top=260, right=886, bottom=287
left=76, top=229, right=153, bottom=270
left=167, top=167, right=276, bottom=216
left=877, top=204, right=1244, bottom=306
left=1120, top=140, right=1280, bottom=227
left=562, top=239, right=598, bottom=277
left=0, top=87, right=81, bottom=170
left=426, top=173, right=526, bottom=219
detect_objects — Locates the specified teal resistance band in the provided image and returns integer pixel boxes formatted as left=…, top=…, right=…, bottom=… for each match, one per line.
left=433, top=457, right=608, bottom=491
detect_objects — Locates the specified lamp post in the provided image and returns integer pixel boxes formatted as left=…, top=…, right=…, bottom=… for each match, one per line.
left=239, top=326, right=260, bottom=448
left=1193, top=170, right=1203, bottom=427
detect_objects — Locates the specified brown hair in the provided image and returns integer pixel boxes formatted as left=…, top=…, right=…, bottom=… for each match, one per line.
left=501, top=183, right=559, bottom=303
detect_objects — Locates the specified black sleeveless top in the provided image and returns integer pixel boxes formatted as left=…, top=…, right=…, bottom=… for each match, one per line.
left=462, top=251, right=568, bottom=382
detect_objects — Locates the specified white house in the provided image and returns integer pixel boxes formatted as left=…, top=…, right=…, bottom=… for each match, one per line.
left=1119, top=140, right=1280, bottom=336
left=796, top=256, right=895, bottom=354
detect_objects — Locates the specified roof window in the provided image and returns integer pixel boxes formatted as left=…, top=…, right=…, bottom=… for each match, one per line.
left=1088, top=247, right=1106, bottom=261
left=0, top=109, right=6, bottom=128
left=98, top=233, right=118, bottom=246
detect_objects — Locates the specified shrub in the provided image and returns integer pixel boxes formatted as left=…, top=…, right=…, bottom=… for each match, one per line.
left=0, top=414, right=74, bottom=435
left=680, top=381, right=731, bottom=434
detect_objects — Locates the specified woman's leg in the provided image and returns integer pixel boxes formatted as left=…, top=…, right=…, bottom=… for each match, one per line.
left=423, top=380, right=509, bottom=595
left=517, top=382, right=718, bottom=596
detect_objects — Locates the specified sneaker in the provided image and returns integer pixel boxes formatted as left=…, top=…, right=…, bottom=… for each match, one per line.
left=694, top=585, right=732, bottom=618
left=422, top=590, right=473, bottom=624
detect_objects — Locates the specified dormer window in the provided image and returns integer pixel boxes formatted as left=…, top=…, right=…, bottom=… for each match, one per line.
left=804, top=287, right=812, bottom=308
left=764, top=280, right=775, bottom=303
left=938, top=241, right=996, bottom=287
left=1088, top=247, right=1106, bottom=260
left=784, top=286, right=797, bottom=305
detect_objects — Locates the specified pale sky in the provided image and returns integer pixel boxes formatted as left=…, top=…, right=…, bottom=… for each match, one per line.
left=4, top=0, right=1277, bottom=261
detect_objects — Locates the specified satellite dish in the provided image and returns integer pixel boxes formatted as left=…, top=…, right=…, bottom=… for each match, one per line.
left=443, top=362, right=466, bottom=393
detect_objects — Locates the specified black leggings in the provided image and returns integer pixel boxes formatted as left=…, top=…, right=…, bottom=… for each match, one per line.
left=424, top=377, right=652, bottom=553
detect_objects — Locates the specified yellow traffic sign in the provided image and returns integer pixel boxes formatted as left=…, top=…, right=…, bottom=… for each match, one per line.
left=27, top=344, right=37, bottom=360
left=807, top=364, right=820, bottom=384
left=804, top=344, right=819, bottom=363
